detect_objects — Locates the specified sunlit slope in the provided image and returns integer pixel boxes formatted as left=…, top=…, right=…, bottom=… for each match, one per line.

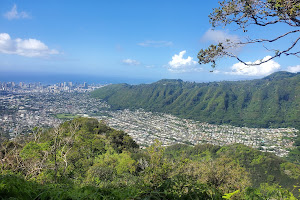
left=1, top=118, right=300, bottom=198
left=91, top=71, right=300, bottom=128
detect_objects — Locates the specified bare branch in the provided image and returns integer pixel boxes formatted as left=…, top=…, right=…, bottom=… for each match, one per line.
left=239, top=30, right=300, bottom=44
left=224, top=36, right=300, bottom=66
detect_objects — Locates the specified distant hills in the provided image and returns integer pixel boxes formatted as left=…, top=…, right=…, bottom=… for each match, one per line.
left=91, top=71, right=300, bottom=129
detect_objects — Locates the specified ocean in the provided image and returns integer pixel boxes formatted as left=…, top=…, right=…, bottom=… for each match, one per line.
left=0, top=72, right=157, bottom=85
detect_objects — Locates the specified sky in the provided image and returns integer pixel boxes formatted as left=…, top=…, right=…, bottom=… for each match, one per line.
left=0, top=0, right=299, bottom=84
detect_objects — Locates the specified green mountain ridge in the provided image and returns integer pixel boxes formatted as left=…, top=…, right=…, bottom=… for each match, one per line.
left=91, top=71, right=300, bottom=129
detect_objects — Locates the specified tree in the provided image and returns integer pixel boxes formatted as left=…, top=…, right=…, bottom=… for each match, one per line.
left=197, top=0, right=300, bottom=69
left=143, top=140, right=172, bottom=188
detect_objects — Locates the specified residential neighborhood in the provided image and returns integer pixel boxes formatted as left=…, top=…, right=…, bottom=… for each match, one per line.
left=0, top=81, right=108, bottom=138
left=96, top=109, right=298, bottom=157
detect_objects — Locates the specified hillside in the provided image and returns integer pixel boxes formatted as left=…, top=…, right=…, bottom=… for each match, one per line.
left=1, top=118, right=299, bottom=199
left=91, top=71, right=300, bottom=129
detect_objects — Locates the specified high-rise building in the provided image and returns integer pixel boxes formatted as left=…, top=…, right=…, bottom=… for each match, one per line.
left=83, top=82, right=88, bottom=89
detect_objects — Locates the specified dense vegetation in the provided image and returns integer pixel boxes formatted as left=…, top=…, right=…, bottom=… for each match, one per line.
left=91, top=71, right=300, bottom=129
left=1, top=118, right=300, bottom=199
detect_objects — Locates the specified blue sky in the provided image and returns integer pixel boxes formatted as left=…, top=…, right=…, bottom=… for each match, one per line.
left=0, top=0, right=299, bottom=83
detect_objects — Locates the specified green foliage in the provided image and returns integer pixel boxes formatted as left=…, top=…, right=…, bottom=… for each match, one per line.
left=20, top=141, right=44, bottom=160
left=222, top=190, right=240, bottom=199
left=142, top=140, right=173, bottom=188
left=86, top=148, right=137, bottom=186
left=216, top=144, right=300, bottom=189
left=287, top=132, right=300, bottom=164
left=280, top=162, right=300, bottom=179
left=0, top=173, right=141, bottom=200
left=243, top=183, right=297, bottom=200
left=288, top=146, right=300, bottom=164
left=197, top=43, right=225, bottom=68
left=0, top=174, right=38, bottom=200
left=135, top=178, right=221, bottom=200
left=55, top=113, right=79, bottom=119
left=1, top=118, right=300, bottom=199
left=105, top=129, right=139, bottom=153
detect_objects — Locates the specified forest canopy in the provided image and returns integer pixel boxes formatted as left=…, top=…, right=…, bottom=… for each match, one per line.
left=0, top=118, right=300, bottom=199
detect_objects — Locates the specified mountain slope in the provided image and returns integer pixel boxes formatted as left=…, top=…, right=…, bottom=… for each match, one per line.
left=1, top=118, right=299, bottom=199
left=91, top=71, right=300, bottom=129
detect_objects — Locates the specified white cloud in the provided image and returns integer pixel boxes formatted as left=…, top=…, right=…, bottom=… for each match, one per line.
left=138, top=40, right=173, bottom=47
left=287, top=65, right=300, bottom=73
left=0, top=33, right=59, bottom=57
left=229, top=56, right=280, bottom=76
left=201, top=29, right=242, bottom=53
left=4, top=4, right=30, bottom=20
left=122, top=59, right=140, bottom=66
left=202, top=29, right=240, bottom=43
left=168, top=50, right=200, bottom=73
left=212, top=70, right=221, bottom=74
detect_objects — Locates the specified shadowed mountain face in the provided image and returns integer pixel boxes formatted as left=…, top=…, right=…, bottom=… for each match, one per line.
left=91, top=71, right=300, bottom=129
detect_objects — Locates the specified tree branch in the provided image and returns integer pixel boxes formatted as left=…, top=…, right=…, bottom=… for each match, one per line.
left=199, top=0, right=300, bottom=68
left=225, top=36, right=300, bottom=66
left=239, top=30, right=300, bottom=44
